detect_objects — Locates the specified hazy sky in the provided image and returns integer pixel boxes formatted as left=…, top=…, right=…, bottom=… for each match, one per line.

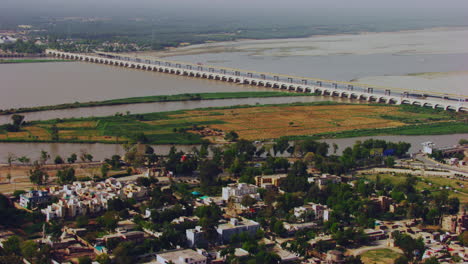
left=4, top=0, right=468, bottom=10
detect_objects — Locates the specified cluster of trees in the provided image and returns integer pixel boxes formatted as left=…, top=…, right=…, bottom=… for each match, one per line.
left=0, top=40, right=44, bottom=54
left=313, top=139, right=410, bottom=175
left=56, top=167, right=76, bottom=184
left=4, top=114, right=25, bottom=132
left=0, top=194, right=51, bottom=263
left=0, top=236, right=52, bottom=264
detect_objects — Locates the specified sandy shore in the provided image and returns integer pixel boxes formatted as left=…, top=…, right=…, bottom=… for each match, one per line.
left=353, top=71, right=468, bottom=96
left=121, top=27, right=468, bottom=58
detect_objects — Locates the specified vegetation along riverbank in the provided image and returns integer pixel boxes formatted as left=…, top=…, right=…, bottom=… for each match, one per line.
left=0, top=59, right=69, bottom=64
left=0, top=92, right=317, bottom=115
left=0, top=102, right=466, bottom=145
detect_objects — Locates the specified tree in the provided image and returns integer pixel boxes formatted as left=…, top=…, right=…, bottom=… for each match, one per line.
left=78, top=256, right=92, bottom=264
left=273, top=137, right=289, bottom=156
left=225, top=131, right=239, bottom=141
left=0, top=255, right=23, bottom=264
left=54, top=155, right=64, bottom=165
left=2, top=235, right=21, bottom=255
left=101, top=164, right=110, bottom=178
left=459, top=231, right=468, bottom=246
left=76, top=215, right=89, bottom=228
left=98, top=211, right=119, bottom=231
left=20, top=240, right=37, bottom=260
left=85, top=153, right=93, bottom=162
left=6, top=153, right=16, bottom=167
left=67, top=153, right=77, bottom=164
left=17, top=156, right=30, bottom=165
left=199, top=160, right=221, bottom=193
left=423, top=257, right=439, bottom=264
left=195, top=204, right=222, bottom=244
left=384, top=156, right=395, bottom=167
left=392, top=231, right=425, bottom=260
left=125, top=149, right=145, bottom=168
left=332, top=143, right=338, bottom=154
left=40, top=150, right=50, bottom=165
left=57, top=167, right=76, bottom=184
left=113, top=242, right=135, bottom=264
left=345, top=255, right=364, bottom=264
left=394, top=256, right=409, bottom=264
left=50, top=124, right=59, bottom=141
left=96, top=254, right=111, bottom=264
left=241, top=195, right=257, bottom=208
left=272, top=220, right=287, bottom=237
left=79, top=150, right=92, bottom=162
left=136, top=177, right=151, bottom=187
left=105, top=155, right=122, bottom=169
left=29, top=161, right=48, bottom=186
left=11, top=114, right=24, bottom=129
left=6, top=173, right=12, bottom=184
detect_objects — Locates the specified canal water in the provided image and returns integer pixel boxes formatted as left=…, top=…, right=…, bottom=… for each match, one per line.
left=0, top=95, right=352, bottom=124
left=0, top=134, right=466, bottom=164
left=0, top=61, right=271, bottom=110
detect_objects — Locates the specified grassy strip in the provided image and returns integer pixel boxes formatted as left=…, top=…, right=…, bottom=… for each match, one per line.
left=0, top=59, right=69, bottom=64
left=0, top=91, right=315, bottom=115
left=283, top=121, right=468, bottom=141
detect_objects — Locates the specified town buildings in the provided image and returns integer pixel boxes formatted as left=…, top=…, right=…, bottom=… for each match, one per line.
left=254, top=174, right=287, bottom=188
left=41, top=178, right=147, bottom=221
left=155, top=249, right=207, bottom=264
left=294, top=202, right=332, bottom=222
left=19, top=190, right=51, bottom=208
left=186, top=218, right=261, bottom=247
left=222, top=183, right=259, bottom=202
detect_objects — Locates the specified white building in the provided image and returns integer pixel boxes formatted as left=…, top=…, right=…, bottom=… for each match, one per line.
left=19, top=190, right=51, bottom=208
left=0, top=36, right=17, bottom=44
left=41, top=178, right=147, bottom=221
left=422, top=141, right=435, bottom=155
left=186, top=218, right=261, bottom=247
left=294, top=202, right=331, bottom=222
left=222, top=183, right=259, bottom=202
left=156, top=249, right=207, bottom=264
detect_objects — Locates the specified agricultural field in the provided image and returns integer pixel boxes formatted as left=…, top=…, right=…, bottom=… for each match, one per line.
left=0, top=102, right=466, bottom=144
left=363, top=173, right=468, bottom=203
left=360, top=249, right=403, bottom=264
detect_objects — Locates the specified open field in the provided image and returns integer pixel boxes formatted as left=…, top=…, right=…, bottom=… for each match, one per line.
left=360, top=248, right=403, bottom=264
left=0, top=164, right=129, bottom=194
left=0, top=102, right=466, bottom=144
left=363, top=173, right=468, bottom=204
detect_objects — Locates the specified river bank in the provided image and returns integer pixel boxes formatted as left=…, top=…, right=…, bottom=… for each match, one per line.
left=0, top=91, right=314, bottom=115
left=0, top=59, right=69, bottom=64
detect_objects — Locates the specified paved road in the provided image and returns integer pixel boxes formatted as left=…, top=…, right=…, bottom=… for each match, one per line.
left=413, top=153, right=468, bottom=174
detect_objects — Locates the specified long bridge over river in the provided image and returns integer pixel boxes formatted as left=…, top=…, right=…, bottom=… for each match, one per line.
left=46, top=49, right=468, bottom=112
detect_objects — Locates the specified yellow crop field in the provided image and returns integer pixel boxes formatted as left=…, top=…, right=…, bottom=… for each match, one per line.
left=170, top=104, right=406, bottom=140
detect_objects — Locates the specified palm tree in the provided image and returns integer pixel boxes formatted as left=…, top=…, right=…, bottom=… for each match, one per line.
left=40, top=150, right=50, bottom=165
left=6, top=152, right=17, bottom=167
